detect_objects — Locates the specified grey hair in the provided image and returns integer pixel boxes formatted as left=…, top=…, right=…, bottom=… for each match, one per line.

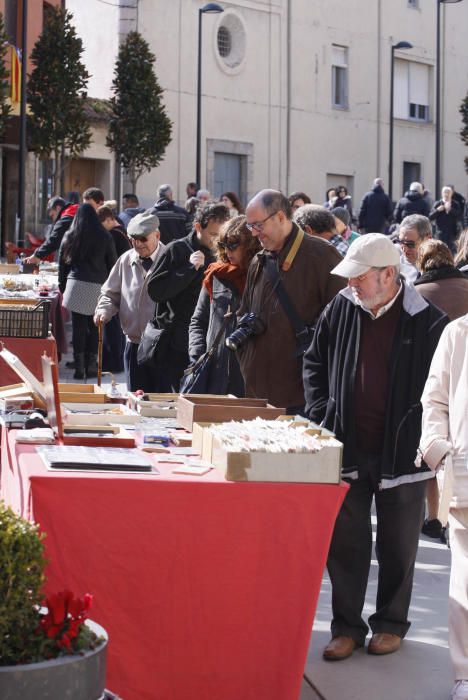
left=158, top=184, right=172, bottom=199
left=373, top=178, right=384, bottom=188
left=399, top=214, right=432, bottom=240
left=293, top=204, right=335, bottom=233
left=197, top=189, right=211, bottom=199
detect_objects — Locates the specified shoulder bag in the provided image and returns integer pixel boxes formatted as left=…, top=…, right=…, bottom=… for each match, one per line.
left=180, top=312, right=232, bottom=394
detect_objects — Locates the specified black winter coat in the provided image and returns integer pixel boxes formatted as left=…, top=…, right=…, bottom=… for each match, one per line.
left=393, top=191, right=430, bottom=223
left=358, top=185, right=392, bottom=233
left=188, top=277, right=244, bottom=396
left=150, top=198, right=190, bottom=245
left=58, top=229, right=117, bottom=293
left=303, top=283, right=449, bottom=487
left=147, top=231, right=215, bottom=354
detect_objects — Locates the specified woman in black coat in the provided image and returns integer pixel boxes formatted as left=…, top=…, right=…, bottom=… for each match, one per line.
left=188, top=216, right=260, bottom=396
left=59, top=203, right=117, bottom=379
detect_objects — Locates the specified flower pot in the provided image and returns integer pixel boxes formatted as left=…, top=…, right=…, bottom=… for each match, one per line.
left=0, top=620, right=108, bottom=700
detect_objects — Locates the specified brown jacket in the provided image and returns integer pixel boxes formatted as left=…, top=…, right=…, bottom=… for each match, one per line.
left=414, top=267, right=468, bottom=321
left=237, top=224, right=345, bottom=409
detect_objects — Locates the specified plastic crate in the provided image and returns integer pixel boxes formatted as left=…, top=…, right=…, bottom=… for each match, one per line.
left=0, top=299, right=50, bottom=338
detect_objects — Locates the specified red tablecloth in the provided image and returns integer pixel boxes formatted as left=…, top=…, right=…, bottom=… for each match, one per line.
left=1, top=430, right=347, bottom=700
left=0, top=335, right=58, bottom=386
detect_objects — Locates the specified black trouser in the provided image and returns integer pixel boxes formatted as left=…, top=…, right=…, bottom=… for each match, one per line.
left=124, top=342, right=189, bottom=393
left=327, top=453, right=427, bottom=645
left=71, top=312, right=98, bottom=356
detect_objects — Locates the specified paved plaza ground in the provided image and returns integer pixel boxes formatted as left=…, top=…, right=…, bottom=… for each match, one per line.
left=59, top=324, right=453, bottom=700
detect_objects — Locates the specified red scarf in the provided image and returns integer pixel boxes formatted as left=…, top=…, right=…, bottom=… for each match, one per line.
left=203, top=262, right=247, bottom=300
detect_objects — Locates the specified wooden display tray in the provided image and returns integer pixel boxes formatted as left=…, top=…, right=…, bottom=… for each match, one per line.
left=41, top=356, right=135, bottom=448
left=210, top=433, right=342, bottom=483
left=62, top=403, right=139, bottom=425
left=58, top=383, right=108, bottom=403
left=177, top=395, right=285, bottom=431
left=127, top=392, right=178, bottom=417
left=193, top=420, right=343, bottom=483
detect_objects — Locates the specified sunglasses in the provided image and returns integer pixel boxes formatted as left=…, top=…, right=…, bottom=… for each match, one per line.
left=397, top=239, right=416, bottom=249
left=218, top=240, right=240, bottom=251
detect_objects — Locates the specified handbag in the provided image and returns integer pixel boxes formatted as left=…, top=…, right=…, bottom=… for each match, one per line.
left=180, top=313, right=232, bottom=394
left=136, top=320, right=171, bottom=368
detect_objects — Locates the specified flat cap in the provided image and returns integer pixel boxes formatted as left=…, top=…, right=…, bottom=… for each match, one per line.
left=127, top=210, right=160, bottom=238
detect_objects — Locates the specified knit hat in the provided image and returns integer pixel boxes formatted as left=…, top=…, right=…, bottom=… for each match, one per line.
left=331, top=206, right=350, bottom=227
left=127, top=210, right=160, bottom=238
left=331, top=233, right=400, bottom=278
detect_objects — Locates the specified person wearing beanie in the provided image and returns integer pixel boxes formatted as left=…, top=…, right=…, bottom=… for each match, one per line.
left=332, top=206, right=361, bottom=244
left=304, top=233, right=448, bottom=661
left=94, top=211, right=166, bottom=392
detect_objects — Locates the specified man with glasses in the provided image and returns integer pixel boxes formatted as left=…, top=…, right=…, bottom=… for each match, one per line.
left=94, top=211, right=165, bottom=392
left=303, top=233, right=448, bottom=662
left=397, top=214, right=432, bottom=283
left=237, top=189, right=345, bottom=413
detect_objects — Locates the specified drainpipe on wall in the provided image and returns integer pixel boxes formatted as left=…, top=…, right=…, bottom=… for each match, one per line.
left=285, top=0, right=291, bottom=194
left=376, top=0, right=382, bottom=178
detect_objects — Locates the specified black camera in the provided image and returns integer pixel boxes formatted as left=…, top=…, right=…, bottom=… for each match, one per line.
left=225, top=313, right=265, bottom=351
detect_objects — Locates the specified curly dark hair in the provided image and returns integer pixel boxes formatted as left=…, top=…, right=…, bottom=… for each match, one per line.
left=288, top=191, right=311, bottom=208
left=194, top=202, right=230, bottom=229
left=216, top=215, right=261, bottom=266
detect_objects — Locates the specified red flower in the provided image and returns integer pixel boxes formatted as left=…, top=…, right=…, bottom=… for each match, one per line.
left=38, top=590, right=93, bottom=654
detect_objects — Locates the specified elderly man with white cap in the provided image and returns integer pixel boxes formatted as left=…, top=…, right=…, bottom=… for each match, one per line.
left=303, top=233, right=449, bottom=661
left=94, top=211, right=166, bottom=392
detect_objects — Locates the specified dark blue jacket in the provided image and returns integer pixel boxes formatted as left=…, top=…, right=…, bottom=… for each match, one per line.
left=358, top=185, right=392, bottom=233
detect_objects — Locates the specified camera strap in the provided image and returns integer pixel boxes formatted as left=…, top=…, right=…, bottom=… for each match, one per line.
left=262, top=256, right=312, bottom=353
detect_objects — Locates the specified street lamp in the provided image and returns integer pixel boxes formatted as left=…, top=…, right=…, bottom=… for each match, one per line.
left=388, top=41, right=413, bottom=204
left=435, top=0, right=462, bottom=198
left=196, top=2, right=224, bottom=189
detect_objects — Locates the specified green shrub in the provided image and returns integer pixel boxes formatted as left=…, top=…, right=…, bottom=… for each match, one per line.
left=0, top=502, right=46, bottom=665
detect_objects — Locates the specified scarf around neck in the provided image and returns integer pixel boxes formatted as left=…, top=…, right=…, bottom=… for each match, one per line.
left=203, top=262, right=247, bottom=300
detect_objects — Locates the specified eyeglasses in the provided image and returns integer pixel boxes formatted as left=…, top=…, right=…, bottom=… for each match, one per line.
left=130, top=235, right=149, bottom=243
left=246, top=211, right=278, bottom=232
left=218, top=240, right=240, bottom=251
left=349, top=267, right=381, bottom=283
left=397, top=239, right=416, bottom=249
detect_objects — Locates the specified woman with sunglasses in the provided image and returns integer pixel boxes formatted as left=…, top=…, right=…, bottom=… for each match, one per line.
left=188, top=215, right=260, bottom=396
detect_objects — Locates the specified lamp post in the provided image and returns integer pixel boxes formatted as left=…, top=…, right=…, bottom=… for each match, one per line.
left=196, top=2, right=223, bottom=189
left=435, top=0, right=462, bottom=198
left=388, top=41, right=413, bottom=204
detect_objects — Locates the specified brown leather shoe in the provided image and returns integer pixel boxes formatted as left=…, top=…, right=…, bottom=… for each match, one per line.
left=323, top=636, right=359, bottom=661
left=368, top=632, right=401, bottom=655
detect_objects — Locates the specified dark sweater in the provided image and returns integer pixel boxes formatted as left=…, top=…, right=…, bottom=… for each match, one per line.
left=354, top=292, right=403, bottom=454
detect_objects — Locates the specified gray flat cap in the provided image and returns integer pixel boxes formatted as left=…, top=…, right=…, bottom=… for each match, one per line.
left=127, top=210, right=160, bottom=237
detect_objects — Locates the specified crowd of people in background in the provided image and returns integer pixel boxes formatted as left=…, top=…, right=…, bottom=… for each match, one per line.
left=23, top=176, right=468, bottom=700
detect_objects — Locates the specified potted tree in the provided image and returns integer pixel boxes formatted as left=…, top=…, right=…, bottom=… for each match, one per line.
left=0, top=501, right=108, bottom=699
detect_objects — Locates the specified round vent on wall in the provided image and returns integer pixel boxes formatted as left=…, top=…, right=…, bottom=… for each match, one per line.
left=215, top=12, right=246, bottom=72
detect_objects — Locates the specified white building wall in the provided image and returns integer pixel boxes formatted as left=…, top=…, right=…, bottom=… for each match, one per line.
left=65, top=0, right=468, bottom=210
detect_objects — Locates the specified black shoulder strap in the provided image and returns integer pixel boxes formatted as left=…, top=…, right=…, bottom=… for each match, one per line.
left=262, top=257, right=307, bottom=339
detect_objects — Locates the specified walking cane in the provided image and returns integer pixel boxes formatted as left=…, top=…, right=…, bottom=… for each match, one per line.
left=97, top=320, right=103, bottom=387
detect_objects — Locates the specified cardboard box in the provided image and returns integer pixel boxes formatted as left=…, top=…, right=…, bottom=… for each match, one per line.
left=177, top=396, right=285, bottom=431
left=210, top=435, right=342, bottom=483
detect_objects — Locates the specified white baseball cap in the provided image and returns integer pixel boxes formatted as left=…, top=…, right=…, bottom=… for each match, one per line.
left=331, top=233, right=400, bottom=278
